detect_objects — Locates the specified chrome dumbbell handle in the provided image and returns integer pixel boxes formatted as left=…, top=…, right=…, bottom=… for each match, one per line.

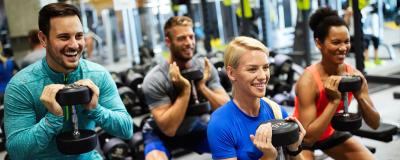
left=191, top=80, right=200, bottom=104
left=71, top=105, right=80, bottom=138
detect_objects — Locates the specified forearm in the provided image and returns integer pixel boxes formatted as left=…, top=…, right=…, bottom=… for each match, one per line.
left=6, top=113, right=63, bottom=158
left=304, top=102, right=338, bottom=143
left=288, top=154, right=304, bottom=160
left=198, top=84, right=229, bottom=110
left=86, top=105, right=133, bottom=139
left=156, top=88, right=191, bottom=136
left=357, top=95, right=380, bottom=129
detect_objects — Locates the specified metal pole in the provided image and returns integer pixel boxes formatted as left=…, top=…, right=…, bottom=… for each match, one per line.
left=352, top=0, right=365, bottom=73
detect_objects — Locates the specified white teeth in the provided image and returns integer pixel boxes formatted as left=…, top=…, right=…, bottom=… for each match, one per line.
left=65, top=51, right=77, bottom=56
left=254, top=84, right=265, bottom=88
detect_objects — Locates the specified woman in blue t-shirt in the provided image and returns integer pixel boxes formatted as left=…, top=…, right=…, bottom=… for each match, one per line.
left=207, top=36, right=306, bottom=160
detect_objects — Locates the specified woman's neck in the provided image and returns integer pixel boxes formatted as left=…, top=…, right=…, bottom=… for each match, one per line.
left=320, top=60, right=343, bottom=76
left=233, top=92, right=260, bottom=117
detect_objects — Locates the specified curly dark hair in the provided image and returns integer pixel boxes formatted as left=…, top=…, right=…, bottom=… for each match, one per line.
left=309, top=7, right=347, bottom=42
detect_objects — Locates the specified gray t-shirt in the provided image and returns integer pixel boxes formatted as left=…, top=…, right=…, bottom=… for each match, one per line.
left=142, top=56, right=223, bottom=135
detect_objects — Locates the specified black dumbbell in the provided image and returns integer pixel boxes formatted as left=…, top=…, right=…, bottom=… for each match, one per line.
left=393, top=92, right=400, bottom=99
left=118, top=86, right=143, bottom=117
left=331, top=75, right=362, bottom=131
left=110, top=71, right=125, bottom=88
left=181, top=69, right=211, bottom=116
left=274, top=54, right=293, bottom=74
left=123, top=69, right=147, bottom=109
left=124, top=69, right=144, bottom=93
left=272, top=93, right=294, bottom=106
left=258, top=119, right=299, bottom=147
left=55, top=84, right=97, bottom=155
left=55, top=84, right=92, bottom=106
left=102, top=137, right=130, bottom=160
left=128, top=131, right=144, bottom=158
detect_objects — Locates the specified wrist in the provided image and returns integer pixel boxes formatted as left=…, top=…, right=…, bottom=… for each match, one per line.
left=260, top=153, right=277, bottom=160
left=196, top=82, right=207, bottom=93
left=285, top=144, right=302, bottom=156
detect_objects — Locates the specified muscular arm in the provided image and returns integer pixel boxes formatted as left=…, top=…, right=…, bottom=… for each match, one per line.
left=197, top=58, right=230, bottom=110
left=354, top=72, right=380, bottom=129
left=198, top=85, right=230, bottom=110
left=295, top=72, right=340, bottom=144
left=151, top=87, right=191, bottom=137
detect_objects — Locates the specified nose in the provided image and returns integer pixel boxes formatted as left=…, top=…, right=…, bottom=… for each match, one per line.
left=256, top=68, right=267, bottom=80
left=68, top=38, right=80, bottom=50
left=338, top=43, right=348, bottom=52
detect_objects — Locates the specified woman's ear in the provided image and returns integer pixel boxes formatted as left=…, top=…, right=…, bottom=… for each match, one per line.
left=226, top=66, right=236, bottom=81
left=315, top=38, right=322, bottom=50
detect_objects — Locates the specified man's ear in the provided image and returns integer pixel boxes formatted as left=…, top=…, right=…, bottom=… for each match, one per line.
left=38, top=31, right=47, bottom=48
left=226, top=66, right=236, bottom=81
left=165, top=36, right=171, bottom=48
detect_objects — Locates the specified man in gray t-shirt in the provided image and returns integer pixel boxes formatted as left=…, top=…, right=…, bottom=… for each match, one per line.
left=142, top=16, right=230, bottom=160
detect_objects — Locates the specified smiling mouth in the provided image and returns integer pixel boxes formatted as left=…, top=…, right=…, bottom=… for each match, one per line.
left=253, top=83, right=266, bottom=88
left=64, top=51, right=78, bottom=57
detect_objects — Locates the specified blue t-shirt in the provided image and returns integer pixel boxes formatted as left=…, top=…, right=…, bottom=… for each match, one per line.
left=207, top=99, right=288, bottom=160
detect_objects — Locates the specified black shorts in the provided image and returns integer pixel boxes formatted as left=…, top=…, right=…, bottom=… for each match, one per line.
left=302, top=131, right=352, bottom=151
left=364, top=35, right=380, bottom=49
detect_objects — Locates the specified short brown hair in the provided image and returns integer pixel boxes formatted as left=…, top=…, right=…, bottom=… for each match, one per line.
left=163, top=16, right=193, bottom=38
left=39, top=3, right=81, bottom=37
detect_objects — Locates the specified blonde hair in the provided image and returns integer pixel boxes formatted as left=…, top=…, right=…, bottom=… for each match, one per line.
left=224, top=36, right=269, bottom=70
left=164, top=16, right=193, bottom=38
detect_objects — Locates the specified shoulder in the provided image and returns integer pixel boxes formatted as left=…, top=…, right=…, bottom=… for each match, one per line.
left=296, top=68, right=316, bottom=90
left=143, top=65, right=167, bottom=85
left=80, top=59, right=108, bottom=74
left=9, top=61, right=45, bottom=86
left=209, top=101, right=234, bottom=125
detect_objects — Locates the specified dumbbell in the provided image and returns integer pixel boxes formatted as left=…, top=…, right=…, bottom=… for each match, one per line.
left=258, top=119, right=300, bottom=160
left=272, top=93, right=294, bottom=106
left=274, top=54, right=293, bottom=74
left=110, top=71, right=125, bottom=88
left=128, top=131, right=144, bottom=158
left=118, top=86, right=142, bottom=117
left=393, top=92, right=400, bottom=99
left=181, top=69, right=211, bottom=116
left=102, top=137, right=130, bottom=160
left=258, top=119, right=300, bottom=147
left=123, top=69, right=147, bottom=110
left=210, top=57, right=232, bottom=93
left=331, top=75, right=362, bottom=131
left=55, top=84, right=97, bottom=155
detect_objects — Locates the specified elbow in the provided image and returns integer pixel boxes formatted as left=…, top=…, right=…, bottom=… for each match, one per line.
left=370, top=116, right=381, bottom=130
left=161, top=128, right=177, bottom=137
left=123, top=128, right=133, bottom=140
left=303, top=135, right=319, bottom=145
left=6, top=141, right=28, bottom=159
left=123, top=119, right=134, bottom=139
